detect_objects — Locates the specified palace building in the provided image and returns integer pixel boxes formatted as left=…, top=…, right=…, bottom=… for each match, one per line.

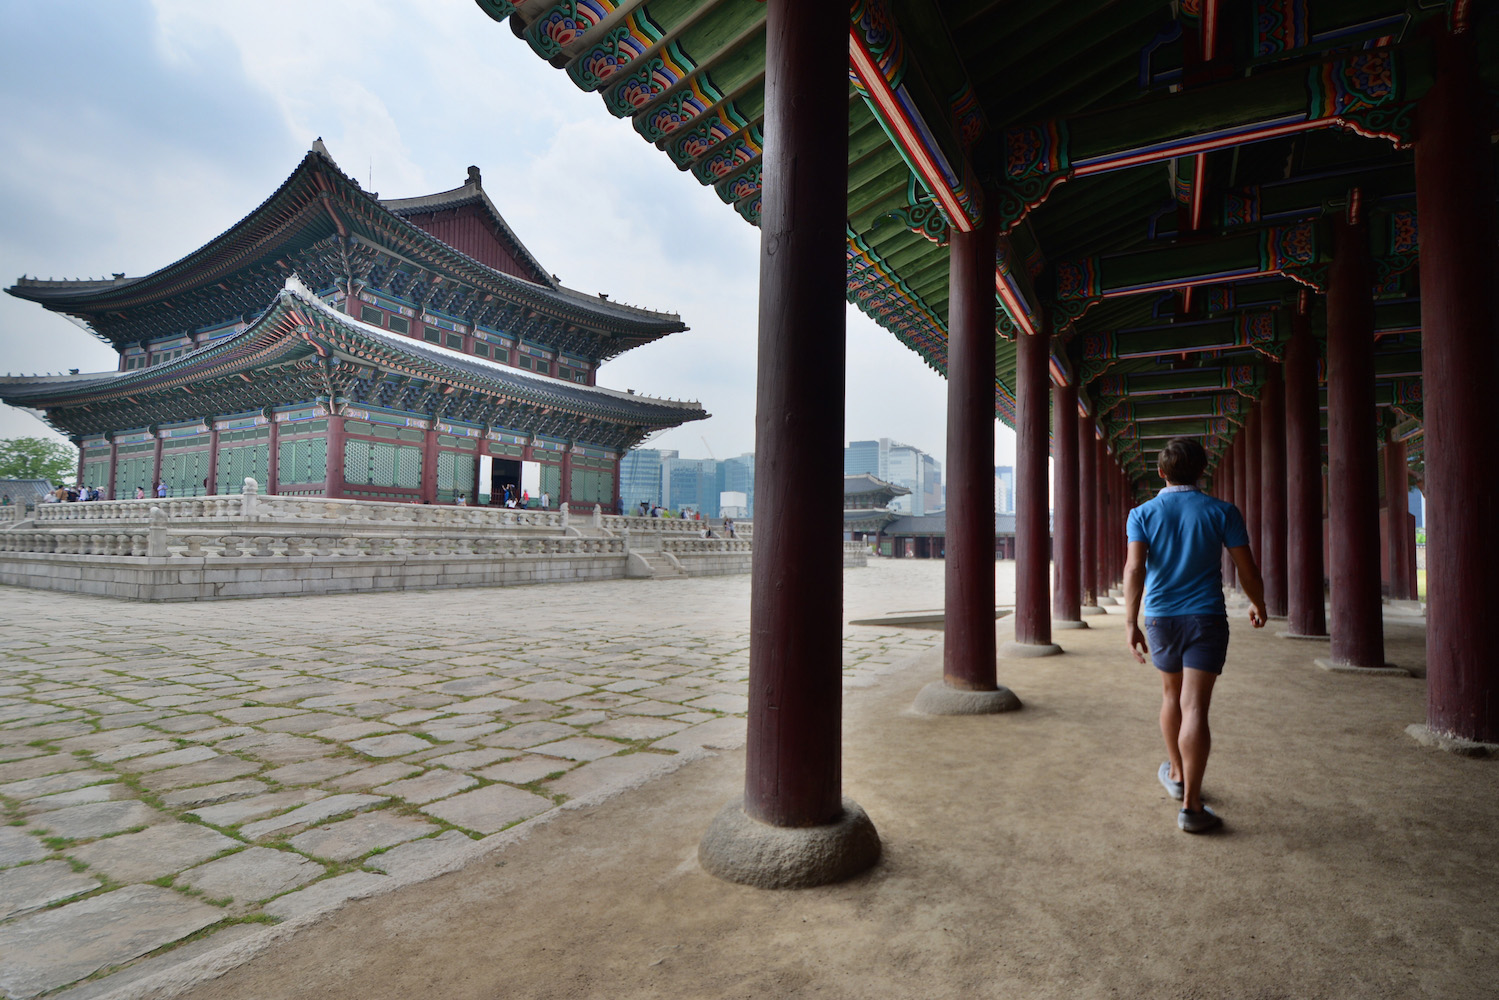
left=0, top=142, right=707, bottom=506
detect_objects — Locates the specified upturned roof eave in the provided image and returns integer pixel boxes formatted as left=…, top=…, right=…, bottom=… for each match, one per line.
left=6, top=145, right=686, bottom=340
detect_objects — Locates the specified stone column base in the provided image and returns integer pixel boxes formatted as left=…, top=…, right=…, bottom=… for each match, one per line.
left=699, top=796, right=880, bottom=889
left=1053, top=619, right=1089, bottom=630
left=1278, top=631, right=1330, bottom=641
left=1313, top=657, right=1410, bottom=677
left=1405, top=724, right=1499, bottom=758
left=1096, top=596, right=1118, bottom=606
left=999, top=640, right=1063, bottom=658
left=912, top=680, right=1021, bottom=715
left=1080, top=605, right=1106, bottom=616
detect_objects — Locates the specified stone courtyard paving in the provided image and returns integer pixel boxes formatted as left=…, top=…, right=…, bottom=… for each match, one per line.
left=0, top=558, right=984, bottom=999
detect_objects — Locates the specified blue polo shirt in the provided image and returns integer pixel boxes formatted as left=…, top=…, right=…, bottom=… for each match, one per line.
left=1126, top=486, right=1250, bottom=617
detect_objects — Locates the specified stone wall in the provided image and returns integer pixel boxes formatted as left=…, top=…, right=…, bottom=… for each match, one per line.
left=0, top=481, right=768, bottom=601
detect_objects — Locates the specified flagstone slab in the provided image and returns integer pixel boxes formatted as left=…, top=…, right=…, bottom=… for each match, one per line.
left=480, top=721, right=574, bottom=749
left=310, top=721, right=398, bottom=741
left=424, top=723, right=504, bottom=743
left=149, top=715, right=222, bottom=734
left=112, top=746, right=220, bottom=772
left=24, top=784, right=123, bottom=812
left=0, top=885, right=222, bottom=999
left=159, top=779, right=269, bottom=809
left=348, top=734, right=433, bottom=758
left=504, top=681, right=593, bottom=702
left=216, top=706, right=304, bottom=724
left=138, top=756, right=262, bottom=792
left=471, top=755, right=570, bottom=786
left=0, top=828, right=50, bottom=868
left=261, top=870, right=389, bottom=921
left=251, top=683, right=354, bottom=705
left=382, top=709, right=440, bottom=727
left=324, top=763, right=424, bottom=791
left=288, top=811, right=440, bottom=861
left=610, top=700, right=693, bottom=717
left=419, top=748, right=515, bottom=771
left=529, top=737, right=626, bottom=762
left=0, top=755, right=90, bottom=784
left=437, top=678, right=513, bottom=697
left=178, top=726, right=256, bottom=743
left=589, top=717, right=691, bottom=741
left=373, top=770, right=478, bottom=805
left=255, top=712, right=351, bottom=733
left=31, top=801, right=163, bottom=841
left=262, top=759, right=364, bottom=786
left=652, top=716, right=748, bottom=754
left=420, top=784, right=553, bottom=834
left=363, top=829, right=477, bottom=878
left=176, top=847, right=323, bottom=904
left=683, top=693, right=750, bottom=714
left=55, top=728, right=160, bottom=753
left=215, top=732, right=328, bottom=764
left=239, top=794, right=388, bottom=840
left=189, top=789, right=327, bottom=828
left=0, top=770, right=113, bottom=800
left=66, top=823, right=238, bottom=885
left=0, top=861, right=100, bottom=921
left=450, top=696, right=518, bottom=713
left=544, top=752, right=679, bottom=803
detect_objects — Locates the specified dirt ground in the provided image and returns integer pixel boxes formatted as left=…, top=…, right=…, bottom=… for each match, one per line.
left=181, top=609, right=1497, bottom=1000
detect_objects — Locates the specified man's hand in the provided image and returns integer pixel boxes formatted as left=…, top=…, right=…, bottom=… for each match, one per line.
left=1248, top=602, right=1267, bottom=628
left=1126, top=622, right=1148, bottom=663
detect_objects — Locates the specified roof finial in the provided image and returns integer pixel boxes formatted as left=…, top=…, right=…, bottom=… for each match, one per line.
left=466, top=165, right=482, bottom=187
left=311, top=137, right=329, bottom=156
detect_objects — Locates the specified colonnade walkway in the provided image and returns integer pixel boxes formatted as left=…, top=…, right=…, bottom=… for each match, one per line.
left=177, top=576, right=1492, bottom=999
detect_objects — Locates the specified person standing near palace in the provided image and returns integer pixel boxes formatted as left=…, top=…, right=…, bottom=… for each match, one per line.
left=540, top=490, right=550, bottom=509
left=156, top=480, right=168, bottom=499
left=135, top=486, right=145, bottom=500
left=1124, top=437, right=1266, bottom=834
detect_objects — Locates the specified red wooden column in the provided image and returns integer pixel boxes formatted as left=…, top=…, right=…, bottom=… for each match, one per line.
left=266, top=414, right=280, bottom=496
left=207, top=421, right=222, bottom=496
left=1052, top=380, right=1085, bottom=629
left=106, top=436, right=119, bottom=501
left=421, top=426, right=440, bottom=504
left=915, top=212, right=1019, bottom=713
left=559, top=442, right=574, bottom=508
left=324, top=413, right=346, bottom=499
left=1004, top=314, right=1062, bottom=656
left=1383, top=437, right=1412, bottom=600
left=151, top=430, right=164, bottom=497
left=700, top=0, right=878, bottom=888
left=1242, top=403, right=1261, bottom=565
left=1078, top=418, right=1101, bottom=612
left=1260, top=363, right=1288, bottom=618
left=1324, top=210, right=1388, bottom=671
left=1094, top=441, right=1114, bottom=604
left=1219, top=442, right=1237, bottom=589
left=1284, top=306, right=1328, bottom=637
left=1416, top=26, right=1499, bottom=742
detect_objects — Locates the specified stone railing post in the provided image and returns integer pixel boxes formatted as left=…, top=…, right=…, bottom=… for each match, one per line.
left=241, top=477, right=260, bottom=519
left=147, top=507, right=168, bottom=558
left=592, top=504, right=603, bottom=528
left=560, top=502, right=570, bottom=529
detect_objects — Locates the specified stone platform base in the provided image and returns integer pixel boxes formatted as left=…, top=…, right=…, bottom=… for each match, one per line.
left=1080, top=605, right=1106, bottom=616
left=999, top=640, right=1063, bottom=658
left=1314, top=657, right=1410, bottom=677
left=912, top=681, right=1021, bottom=715
left=1405, top=724, right=1499, bottom=758
left=1053, top=619, right=1089, bottom=630
left=698, top=797, right=880, bottom=889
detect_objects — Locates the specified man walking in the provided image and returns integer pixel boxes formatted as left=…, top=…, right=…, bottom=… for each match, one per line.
left=1124, top=438, right=1266, bottom=833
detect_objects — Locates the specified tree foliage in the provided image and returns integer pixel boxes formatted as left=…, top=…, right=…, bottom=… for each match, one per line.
left=0, top=437, right=77, bottom=485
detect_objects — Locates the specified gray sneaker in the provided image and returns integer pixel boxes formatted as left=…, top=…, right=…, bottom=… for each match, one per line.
left=1178, top=806, right=1222, bottom=833
left=1158, top=762, right=1183, bottom=800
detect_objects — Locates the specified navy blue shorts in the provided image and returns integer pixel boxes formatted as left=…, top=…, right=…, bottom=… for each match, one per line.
left=1144, top=614, right=1230, bottom=674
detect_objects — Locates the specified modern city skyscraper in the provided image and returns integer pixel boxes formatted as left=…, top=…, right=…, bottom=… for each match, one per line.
left=994, top=465, right=1015, bottom=515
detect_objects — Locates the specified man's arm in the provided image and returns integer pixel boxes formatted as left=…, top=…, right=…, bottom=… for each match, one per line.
left=1228, top=545, right=1268, bottom=627
left=1124, top=540, right=1149, bottom=663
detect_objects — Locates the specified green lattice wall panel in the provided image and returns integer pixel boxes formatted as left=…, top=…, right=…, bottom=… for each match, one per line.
left=276, top=438, right=327, bottom=486
left=344, top=440, right=422, bottom=489
left=569, top=468, right=613, bottom=505
left=81, top=459, right=110, bottom=493
left=540, top=463, right=561, bottom=503
left=113, top=441, right=155, bottom=497
left=216, top=443, right=269, bottom=494
left=436, top=452, right=476, bottom=503
left=162, top=450, right=211, bottom=497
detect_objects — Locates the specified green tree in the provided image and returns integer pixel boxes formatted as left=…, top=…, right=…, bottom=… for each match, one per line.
left=0, top=437, right=77, bottom=485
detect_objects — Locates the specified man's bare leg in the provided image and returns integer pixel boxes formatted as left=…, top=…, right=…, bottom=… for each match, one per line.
left=1159, top=670, right=1184, bottom=784
left=1178, top=668, right=1218, bottom=812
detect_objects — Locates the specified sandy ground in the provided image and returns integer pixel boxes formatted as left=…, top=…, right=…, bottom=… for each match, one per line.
left=180, top=605, right=1496, bottom=1000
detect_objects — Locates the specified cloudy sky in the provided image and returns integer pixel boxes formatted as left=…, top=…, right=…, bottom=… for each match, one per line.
left=0, top=0, right=1016, bottom=470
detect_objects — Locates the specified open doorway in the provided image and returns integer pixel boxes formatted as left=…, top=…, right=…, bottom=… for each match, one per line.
left=489, top=457, right=521, bottom=506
